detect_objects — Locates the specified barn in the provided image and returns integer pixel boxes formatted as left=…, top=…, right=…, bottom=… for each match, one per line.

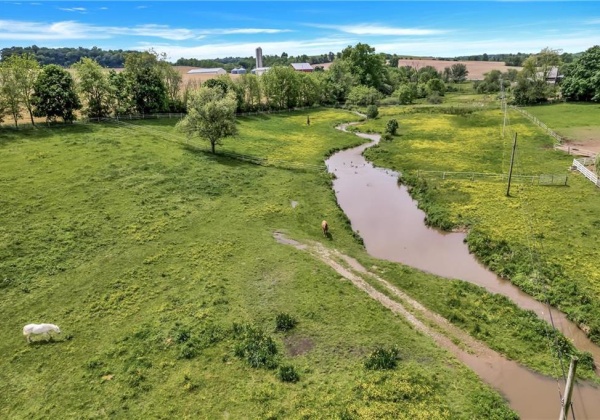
left=187, top=68, right=227, bottom=75
left=291, top=63, right=313, bottom=72
left=231, top=68, right=247, bottom=75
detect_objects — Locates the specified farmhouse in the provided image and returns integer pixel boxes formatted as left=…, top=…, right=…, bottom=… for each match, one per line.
left=291, top=63, right=313, bottom=72
left=187, top=68, right=227, bottom=75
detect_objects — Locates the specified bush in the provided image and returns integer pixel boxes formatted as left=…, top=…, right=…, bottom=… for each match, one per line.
left=366, top=105, right=379, bottom=119
left=277, top=365, right=300, bottom=383
left=379, top=96, right=399, bottom=106
left=275, top=313, right=297, bottom=332
left=364, top=346, right=400, bottom=370
left=427, top=93, right=443, bottom=104
left=396, top=84, right=415, bottom=105
left=385, top=119, right=399, bottom=135
left=233, top=324, right=278, bottom=369
left=381, top=133, right=393, bottom=142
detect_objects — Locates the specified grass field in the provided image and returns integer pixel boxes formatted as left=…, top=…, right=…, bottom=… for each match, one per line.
left=360, top=103, right=600, bottom=345
left=0, top=109, right=526, bottom=418
left=523, top=103, right=600, bottom=153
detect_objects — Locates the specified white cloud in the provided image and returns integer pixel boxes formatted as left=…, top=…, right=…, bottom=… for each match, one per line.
left=136, top=5, right=148, bottom=9
left=58, top=7, right=87, bottom=13
left=136, top=38, right=356, bottom=60
left=311, top=24, right=447, bottom=36
left=586, top=18, right=600, bottom=25
left=0, top=19, right=292, bottom=42
left=99, top=7, right=108, bottom=11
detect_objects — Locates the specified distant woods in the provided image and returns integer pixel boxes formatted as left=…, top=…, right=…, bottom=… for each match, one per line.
left=1, top=46, right=133, bottom=68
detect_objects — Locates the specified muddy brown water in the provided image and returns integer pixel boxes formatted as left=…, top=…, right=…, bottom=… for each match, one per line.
left=325, top=124, right=600, bottom=419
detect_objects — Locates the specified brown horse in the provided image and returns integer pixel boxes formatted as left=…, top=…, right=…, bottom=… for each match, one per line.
left=321, top=220, right=329, bottom=236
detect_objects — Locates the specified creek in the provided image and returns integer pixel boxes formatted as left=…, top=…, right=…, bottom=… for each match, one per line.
left=325, top=124, right=600, bottom=419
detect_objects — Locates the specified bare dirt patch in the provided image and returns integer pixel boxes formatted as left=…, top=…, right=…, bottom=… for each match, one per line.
left=284, top=335, right=315, bottom=356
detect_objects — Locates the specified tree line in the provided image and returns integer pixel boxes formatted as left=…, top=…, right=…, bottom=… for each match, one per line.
left=1, top=44, right=599, bottom=129
left=0, top=46, right=135, bottom=68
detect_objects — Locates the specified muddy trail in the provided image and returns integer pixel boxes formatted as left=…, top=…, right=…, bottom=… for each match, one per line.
left=273, top=232, right=600, bottom=419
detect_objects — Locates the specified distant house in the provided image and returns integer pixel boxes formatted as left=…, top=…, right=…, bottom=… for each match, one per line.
left=231, top=68, right=247, bottom=75
left=251, top=67, right=270, bottom=76
left=291, top=63, right=313, bottom=72
left=545, top=66, right=563, bottom=84
left=187, top=68, right=227, bottom=75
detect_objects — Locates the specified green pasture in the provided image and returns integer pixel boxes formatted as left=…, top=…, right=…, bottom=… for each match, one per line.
left=362, top=104, right=600, bottom=345
left=0, top=110, right=521, bottom=418
left=524, top=102, right=600, bottom=143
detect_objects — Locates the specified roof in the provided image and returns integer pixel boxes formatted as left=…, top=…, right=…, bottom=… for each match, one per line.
left=291, top=63, right=313, bottom=71
left=187, top=68, right=226, bottom=74
left=546, top=66, right=561, bottom=79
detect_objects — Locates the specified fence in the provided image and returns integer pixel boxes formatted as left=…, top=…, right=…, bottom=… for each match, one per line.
left=81, top=106, right=321, bottom=123
left=416, top=170, right=568, bottom=186
left=509, top=106, right=564, bottom=146
left=572, top=158, right=600, bottom=187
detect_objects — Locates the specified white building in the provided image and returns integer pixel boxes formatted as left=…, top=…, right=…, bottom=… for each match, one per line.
left=187, top=68, right=227, bottom=75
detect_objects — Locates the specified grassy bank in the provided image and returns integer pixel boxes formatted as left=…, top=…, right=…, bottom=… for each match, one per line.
left=0, top=110, right=518, bottom=418
left=361, top=104, right=600, bottom=345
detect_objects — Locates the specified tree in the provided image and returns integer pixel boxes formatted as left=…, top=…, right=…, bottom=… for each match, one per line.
left=366, top=104, right=378, bottom=119
left=123, top=51, right=168, bottom=114
left=319, top=60, right=357, bottom=104
left=33, top=64, right=81, bottom=123
left=297, top=72, right=321, bottom=107
left=561, top=45, right=600, bottom=102
left=107, top=69, right=133, bottom=116
left=236, top=74, right=262, bottom=111
left=1, top=54, right=40, bottom=125
left=158, top=60, right=183, bottom=111
left=450, top=63, right=469, bottom=83
left=73, top=57, right=111, bottom=119
left=386, top=119, right=399, bottom=135
left=347, top=85, right=380, bottom=106
left=396, top=84, right=415, bottom=105
left=0, top=60, right=22, bottom=127
left=426, top=78, right=446, bottom=96
left=341, top=43, right=386, bottom=91
left=261, top=66, right=299, bottom=109
left=176, top=86, right=237, bottom=153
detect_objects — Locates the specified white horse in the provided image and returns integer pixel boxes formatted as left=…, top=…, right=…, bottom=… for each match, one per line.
left=23, top=323, right=61, bottom=343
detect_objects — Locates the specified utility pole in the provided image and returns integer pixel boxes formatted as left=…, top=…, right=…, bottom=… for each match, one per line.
left=506, top=133, right=518, bottom=197
left=502, top=83, right=507, bottom=137
left=559, top=357, right=578, bottom=420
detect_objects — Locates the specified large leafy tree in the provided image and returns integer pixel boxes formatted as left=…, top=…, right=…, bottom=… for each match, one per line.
left=236, top=74, right=262, bottom=111
left=107, top=69, right=134, bottom=116
left=561, top=45, right=600, bottom=102
left=0, top=60, right=22, bottom=127
left=33, top=64, right=81, bottom=123
left=176, top=86, right=237, bottom=153
left=73, top=57, right=112, bottom=119
left=1, top=53, right=39, bottom=126
left=261, top=66, right=299, bottom=109
left=123, top=51, right=168, bottom=114
left=318, top=60, right=357, bottom=104
left=340, top=43, right=386, bottom=91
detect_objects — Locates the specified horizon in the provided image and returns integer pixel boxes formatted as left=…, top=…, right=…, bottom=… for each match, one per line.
left=1, top=1, right=599, bottom=60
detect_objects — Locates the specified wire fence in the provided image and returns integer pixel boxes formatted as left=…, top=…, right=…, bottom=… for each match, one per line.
left=510, top=106, right=564, bottom=146
left=415, top=170, right=568, bottom=186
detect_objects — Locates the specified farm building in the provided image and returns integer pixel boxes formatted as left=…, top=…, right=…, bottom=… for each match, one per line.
left=231, top=68, right=247, bottom=75
left=251, top=67, right=270, bottom=76
left=291, top=63, right=313, bottom=72
left=545, top=66, right=563, bottom=84
left=187, top=68, right=227, bottom=75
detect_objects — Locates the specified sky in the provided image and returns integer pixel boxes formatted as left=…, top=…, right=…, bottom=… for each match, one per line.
left=1, top=1, right=599, bottom=60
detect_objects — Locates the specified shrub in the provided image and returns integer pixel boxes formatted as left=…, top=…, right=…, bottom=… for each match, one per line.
left=364, top=346, right=400, bottom=370
left=233, top=324, right=278, bottom=369
left=385, top=119, right=399, bottom=135
left=366, top=105, right=379, bottom=119
left=275, top=313, right=297, bottom=332
left=381, top=133, right=393, bottom=142
left=427, top=93, right=442, bottom=104
left=277, top=365, right=300, bottom=383
left=396, top=84, right=415, bottom=105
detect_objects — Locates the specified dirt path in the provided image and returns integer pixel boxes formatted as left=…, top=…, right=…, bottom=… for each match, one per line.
left=273, top=232, right=600, bottom=419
